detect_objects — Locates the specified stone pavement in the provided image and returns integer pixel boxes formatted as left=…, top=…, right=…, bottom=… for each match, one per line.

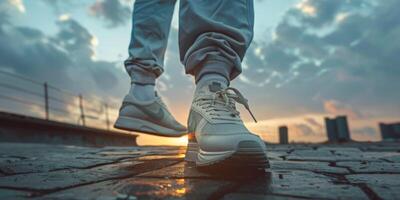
left=0, top=142, right=399, bottom=200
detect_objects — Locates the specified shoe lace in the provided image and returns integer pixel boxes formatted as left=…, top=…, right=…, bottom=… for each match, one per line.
left=195, top=87, right=257, bottom=122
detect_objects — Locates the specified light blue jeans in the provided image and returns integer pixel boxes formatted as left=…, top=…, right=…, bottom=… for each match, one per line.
left=125, top=0, right=254, bottom=85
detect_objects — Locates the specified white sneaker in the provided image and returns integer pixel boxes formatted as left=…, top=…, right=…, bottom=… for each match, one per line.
left=185, top=81, right=269, bottom=169
left=114, top=93, right=187, bottom=137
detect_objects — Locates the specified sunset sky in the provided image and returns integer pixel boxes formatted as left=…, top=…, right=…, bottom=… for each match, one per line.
left=0, top=0, right=399, bottom=146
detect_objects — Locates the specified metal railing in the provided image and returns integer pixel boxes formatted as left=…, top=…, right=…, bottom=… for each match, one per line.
left=0, top=69, right=119, bottom=130
left=0, top=69, right=310, bottom=141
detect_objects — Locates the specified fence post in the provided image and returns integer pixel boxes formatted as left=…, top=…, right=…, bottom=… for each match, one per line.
left=79, top=94, right=86, bottom=126
left=105, top=103, right=110, bottom=131
left=44, top=82, right=49, bottom=120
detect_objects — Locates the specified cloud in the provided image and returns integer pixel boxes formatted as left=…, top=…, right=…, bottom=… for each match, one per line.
left=0, top=16, right=129, bottom=110
left=41, top=0, right=83, bottom=14
left=7, top=0, right=25, bottom=13
left=89, top=0, right=132, bottom=28
left=0, top=12, right=9, bottom=25
left=39, top=0, right=132, bottom=28
left=290, top=123, right=317, bottom=136
left=296, top=0, right=317, bottom=17
left=323, top=100, right=364, bottom=119
left=0, top=0, right=25, bottom=23
left=304, top=117, right=323, bottom=129
left=240, top=0, right=400, bottom=120
left=353, top=126, right=377, bottom=137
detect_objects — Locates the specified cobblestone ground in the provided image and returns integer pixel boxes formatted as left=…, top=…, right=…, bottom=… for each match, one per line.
left=0, top=142, right=399, bottom=200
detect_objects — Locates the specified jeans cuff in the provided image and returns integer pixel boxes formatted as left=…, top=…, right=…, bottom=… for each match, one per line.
left=126, top=65, right=157, bottom=85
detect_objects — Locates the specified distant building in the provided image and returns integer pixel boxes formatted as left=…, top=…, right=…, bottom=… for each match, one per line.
left=325, top=116, right=351, bottom=142
left=279, top=126, right=288, bottom=144
left=379, top=122, right=400, bottom=140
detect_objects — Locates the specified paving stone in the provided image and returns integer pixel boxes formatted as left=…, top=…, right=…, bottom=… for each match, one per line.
left=286, top=147, right=365, bottom=162
left=267, top=151, right=290, bottom=161
left=346, top=174, right=400, bottom=200
left=117, top=178, right=233, bottom=200
left=347, top=174, right=400, bottom=187
left=35, top=179, right=121, bottom=200
left=367, top=186, right=400, bottom=200
left=380, top=154, right=400, bottom=163
left=0, top=155, right=130, bottom=175
left=135, top=154, right=185, bottom=161
left=266, top=145, right=313, bottom=152
left=356, top=152, right=400, bottom=162
left=97, top=146, right=184, bottom=158
left=0, top=160, right=140, bottom=190
left=337, top=161, right=400, bottom=173
left=137, top=162, right=209, bottom=178
left=0, top=188, right=30, bottom=200
left=138, top=161, right=270, bottom=181
left=0, top=143, right=98, bottom=162
left=0, top=158, right=180, bottom=191
left=0, top=144, right=182, bottom=175
left=261, top=170, right=368, bottom=199
left=38, top=177, right=233, bottom=200
left=222, top=193, right=306, bottom=200
left=323, top=142, right=400, bottom=151
left=360, top=145, right=400, bottom=152
left=0, top=144, right=136, bottom=174
left=232, top=169, right=346, bottom=199
left=270, top=160, right=349, bottom=174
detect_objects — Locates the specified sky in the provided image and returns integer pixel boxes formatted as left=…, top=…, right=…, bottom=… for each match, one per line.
left=0, top=0, right=399, bottom=146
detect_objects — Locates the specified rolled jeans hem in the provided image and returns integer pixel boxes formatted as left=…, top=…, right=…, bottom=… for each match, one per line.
left=126, top=65, right=157, bottom=85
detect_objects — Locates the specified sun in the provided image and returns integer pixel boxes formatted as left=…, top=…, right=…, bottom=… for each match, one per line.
left=176, top=135, right=188, bottom=146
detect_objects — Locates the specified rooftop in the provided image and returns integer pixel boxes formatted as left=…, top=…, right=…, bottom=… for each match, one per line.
left=1, top=142, right=399, bottom=199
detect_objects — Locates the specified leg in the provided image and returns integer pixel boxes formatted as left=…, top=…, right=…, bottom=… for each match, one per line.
left=179, top=0, right=254, bottom=83
left=125, top=0, right=177, bottom=85
left=115, top=0, right=187, bottom=137
left=181, top=0, right=269, bottom=169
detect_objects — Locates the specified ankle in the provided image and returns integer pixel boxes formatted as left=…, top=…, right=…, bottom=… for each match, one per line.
left=129, top=83, right=156, bottom=101
left=195, top=73, right=229, bottom=93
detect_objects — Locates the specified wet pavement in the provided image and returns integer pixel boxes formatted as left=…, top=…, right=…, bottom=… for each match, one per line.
left=0, top=142, right=399, bottom=200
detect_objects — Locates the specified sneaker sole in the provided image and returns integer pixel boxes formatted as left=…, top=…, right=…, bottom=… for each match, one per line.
left=185, top=140, right=270, bottom=169
left=114, top=116, right=186, bottom=137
